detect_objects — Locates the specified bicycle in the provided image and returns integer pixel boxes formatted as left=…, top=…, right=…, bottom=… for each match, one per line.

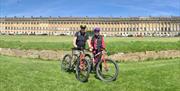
left=61, top=48, right=91, bottom=82
left=91, top=50, right=119, bottom=82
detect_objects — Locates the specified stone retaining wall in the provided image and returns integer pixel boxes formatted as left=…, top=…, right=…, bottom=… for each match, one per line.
left=109, top=50, right=180, bottom=62
left=0, top=48, right=180, bottom=61
left=0, top=48, right=70, bottom=60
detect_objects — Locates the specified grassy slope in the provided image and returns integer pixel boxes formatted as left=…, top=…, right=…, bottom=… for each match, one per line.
left=0, top=55, right=179, bottom=91
left=0, top=35, right=180, bottom=53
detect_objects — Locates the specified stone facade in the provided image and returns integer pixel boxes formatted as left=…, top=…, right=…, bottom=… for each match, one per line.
left=0, top=16, right=180, bottom=37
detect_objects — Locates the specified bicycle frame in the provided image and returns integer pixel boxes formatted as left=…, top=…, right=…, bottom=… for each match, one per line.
left=80, top=51, right=84, bottom=63
left=71, top=48, right=87, bottom=66
left=78, top=50, right=86, bottom=70
left=93, top=51, right=109, bottom=70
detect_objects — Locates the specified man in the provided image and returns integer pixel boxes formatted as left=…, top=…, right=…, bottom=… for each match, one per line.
left=73, top=25, right=91, bottom=49
left=90, top=27, right=106, bottom=63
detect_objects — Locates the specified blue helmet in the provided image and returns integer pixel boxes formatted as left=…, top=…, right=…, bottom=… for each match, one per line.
left=94, top=27, right=100, bottom=32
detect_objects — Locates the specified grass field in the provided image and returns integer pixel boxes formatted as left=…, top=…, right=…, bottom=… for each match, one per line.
left=0, top=55, right=179, bottom=91
left=0, top=35, right=180, bottom=54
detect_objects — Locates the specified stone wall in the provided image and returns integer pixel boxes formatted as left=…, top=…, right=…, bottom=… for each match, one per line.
left=0, top=48, right=70, bottom=60
left=0, top=48, right=180, bottom=61
left=109, top=50, right=180, bottom=62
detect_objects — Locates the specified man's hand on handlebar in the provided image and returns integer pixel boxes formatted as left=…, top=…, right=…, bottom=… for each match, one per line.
left=73, top=42, right=78, bottom=48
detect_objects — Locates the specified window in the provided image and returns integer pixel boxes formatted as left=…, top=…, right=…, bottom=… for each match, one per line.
left=144, top=27, right=146, bottom=31
left=161, top=27, right=163, bottom=31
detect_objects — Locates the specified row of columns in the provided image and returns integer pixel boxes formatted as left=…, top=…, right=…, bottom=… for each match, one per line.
left=0, top=21, right=180, bottom=37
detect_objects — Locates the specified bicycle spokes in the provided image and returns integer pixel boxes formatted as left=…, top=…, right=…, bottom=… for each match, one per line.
left=103, top=59, right=109, bottom=72
left=79, top=60, right=87, bottom=70
left=76, top=59, right=90, bottom=82
left=98, top=60, right=116, bottom=80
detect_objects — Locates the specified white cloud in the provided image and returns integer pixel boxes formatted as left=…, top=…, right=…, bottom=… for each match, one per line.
left=4, top=0, right=78, bottom=17
left=105, top=0, right=180, bottom=16
left=1, top=0, right=180, bottom=17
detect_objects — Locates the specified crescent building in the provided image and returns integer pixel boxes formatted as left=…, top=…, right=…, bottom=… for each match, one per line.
left=0, top=16, right=180, bottom=37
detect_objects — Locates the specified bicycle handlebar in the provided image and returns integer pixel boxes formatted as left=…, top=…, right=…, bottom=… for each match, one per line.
left=72, top=48, right=91, bottom=52
left=72, top=47, right=107, bottom=56
left=94, top=50, right=107, bottom=57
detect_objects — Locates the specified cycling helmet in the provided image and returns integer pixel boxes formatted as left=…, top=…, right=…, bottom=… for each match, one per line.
left=94, top=27, right=100, bottom=32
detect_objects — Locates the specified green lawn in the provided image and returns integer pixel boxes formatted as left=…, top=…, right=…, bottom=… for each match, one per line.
left=0, top=35, right=180, bottom=54
left=0, top=55, right=179, bottom=91
left=0, top=35, right=179, bottom=42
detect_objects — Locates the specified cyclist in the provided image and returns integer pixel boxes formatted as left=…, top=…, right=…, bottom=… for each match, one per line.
left=73, top=25, right=91, bottom=72
left=90, top=27, right=106, bottom=64
left=73, top=25, right=91, bottom=50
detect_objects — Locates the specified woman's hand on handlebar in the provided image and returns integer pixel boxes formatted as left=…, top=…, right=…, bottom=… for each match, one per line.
left=89, top=47, right=93, bottom=52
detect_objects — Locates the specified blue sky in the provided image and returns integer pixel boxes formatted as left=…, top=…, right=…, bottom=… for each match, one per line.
left=0, top=0, right=180, bottom=17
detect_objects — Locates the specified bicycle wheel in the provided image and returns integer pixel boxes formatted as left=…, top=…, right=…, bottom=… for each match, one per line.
left=85, top=54, right=91, bottom=61
left=61, top=54, right=72, bottom=72
left=85, top=54, right=92, bottom=71
left=75, top=58, right=91, bottom=82
left=96, top=59, right=119, bottom=82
